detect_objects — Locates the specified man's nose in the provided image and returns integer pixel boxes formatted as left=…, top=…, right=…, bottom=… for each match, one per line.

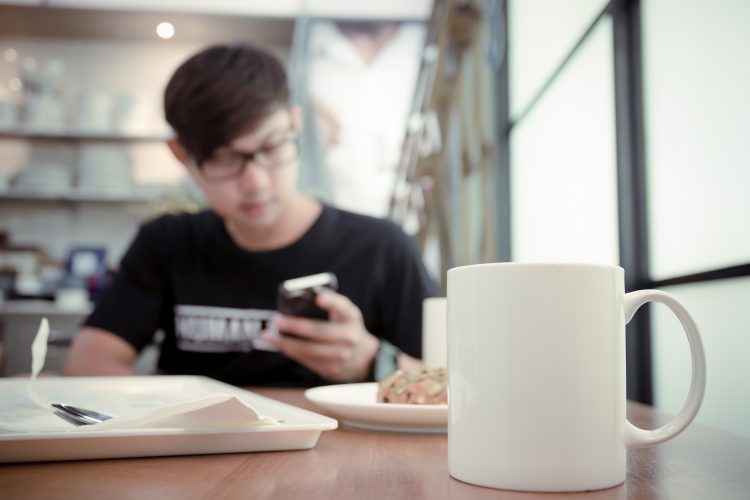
left=237, top=159, right=271, bottom=192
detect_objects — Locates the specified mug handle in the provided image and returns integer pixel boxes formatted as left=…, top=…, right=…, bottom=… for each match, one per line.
left=622, top=290, right=706, bottom=447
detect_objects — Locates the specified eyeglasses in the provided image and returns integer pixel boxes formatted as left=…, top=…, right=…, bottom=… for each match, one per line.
left=196, top=135, right=299, bottom=181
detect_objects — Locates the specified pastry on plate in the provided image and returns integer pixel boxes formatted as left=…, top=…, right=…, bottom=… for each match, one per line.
left=377, top=368, right=447, bottom=404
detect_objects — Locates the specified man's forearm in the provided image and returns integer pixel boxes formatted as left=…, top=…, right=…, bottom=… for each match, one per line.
left=62, top=327, right=138, bottom=376
left=62, top=357, right=136, bottom=376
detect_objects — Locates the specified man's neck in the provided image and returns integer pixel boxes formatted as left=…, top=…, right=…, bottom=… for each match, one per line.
left=225, top=196, right=322, bottom=252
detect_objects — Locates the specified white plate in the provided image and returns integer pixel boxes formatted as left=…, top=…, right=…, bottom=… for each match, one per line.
left=0, top=376, right=337, bottom=463
left=304, top=383, right=447, bottom=433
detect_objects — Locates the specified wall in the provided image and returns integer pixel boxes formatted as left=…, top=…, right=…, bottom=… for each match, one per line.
left=0, top=36, right=204, bottom=266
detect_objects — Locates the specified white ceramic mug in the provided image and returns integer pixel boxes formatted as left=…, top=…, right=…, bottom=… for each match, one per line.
left=447, top=262, right=706, bottom=492
left=422, top=297, right=447, bottom=368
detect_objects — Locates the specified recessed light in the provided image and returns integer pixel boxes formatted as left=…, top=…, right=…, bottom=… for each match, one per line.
left=23, top=57, right=37, bottom=71
left=156, top=22, right=175, bottom=40
left=3, top=48, right=18, bottom=63
left=8, top=77, right=22, bottom=92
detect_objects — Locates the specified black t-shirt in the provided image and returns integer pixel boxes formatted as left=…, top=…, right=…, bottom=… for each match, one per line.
left=85, top=204, right=436, bottom=386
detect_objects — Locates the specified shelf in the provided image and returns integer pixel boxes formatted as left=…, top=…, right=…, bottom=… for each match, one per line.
left=0, top=4, right=295, bottom=44
left=0, top=129, right=171, bottom=143
left=0, top=299, right=92, bottom=316
left=0, top=190, right=166, bottom=203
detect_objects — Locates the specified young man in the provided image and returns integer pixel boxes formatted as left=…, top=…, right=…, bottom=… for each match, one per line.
left=62, top=43, right=436, bottom=386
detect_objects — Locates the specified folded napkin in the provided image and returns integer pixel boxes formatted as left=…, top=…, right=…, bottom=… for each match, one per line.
left=27, top=317, right=51, bottom=410
left=1, top=318, right=278, bottom=433
left=84, top=394, right=278, bottom=431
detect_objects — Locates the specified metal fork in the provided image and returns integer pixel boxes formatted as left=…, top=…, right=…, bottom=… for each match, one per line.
left=51, top=404, right=113, bottom=426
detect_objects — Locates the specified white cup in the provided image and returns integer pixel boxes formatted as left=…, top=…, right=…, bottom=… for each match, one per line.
left=76, top=90, right=113, bottom=132
left=55, top=287, right=89, bottom=310
left=25, top=95, right=65, bottom=131
left=0, top=98, right=18, bottom=130
left=447, top=262, right=706, bottom=492
left=422, top=297, right=447, bottom=368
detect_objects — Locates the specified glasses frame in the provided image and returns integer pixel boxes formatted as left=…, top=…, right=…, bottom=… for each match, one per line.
left=195, top=131, right=299, bottom=182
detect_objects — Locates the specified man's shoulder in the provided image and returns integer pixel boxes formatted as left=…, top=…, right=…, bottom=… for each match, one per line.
left=137, top=210, right=223, bottom=249
left=125, top=210, right=223, bottom=264
left=141, top=210, right=218, bottom=232
left=323, top=205, right=405, bottom=240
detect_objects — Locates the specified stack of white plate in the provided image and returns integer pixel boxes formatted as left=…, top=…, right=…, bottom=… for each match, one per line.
left=76, top=144, right=133, bottom=195
left=113, top=91, right=157, bottom=135
left=75, top=91, right=113, bottom=133
left=0, top=171, right=9, bottom=192
left=24, top=95, right=66, bottom=132
left=12, top=163, right=73, bottom=194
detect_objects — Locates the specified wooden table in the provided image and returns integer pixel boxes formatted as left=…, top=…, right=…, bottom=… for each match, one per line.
left=1, top=388, right=748, bottom=499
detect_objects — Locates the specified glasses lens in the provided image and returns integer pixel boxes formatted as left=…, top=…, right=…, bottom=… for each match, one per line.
left=254, top=138, right=299, bottom=168
left=201, top=153, right=244, bottom=180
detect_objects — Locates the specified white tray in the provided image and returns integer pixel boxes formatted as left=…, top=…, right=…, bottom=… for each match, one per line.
left=0, top=376, right=337, bottom=463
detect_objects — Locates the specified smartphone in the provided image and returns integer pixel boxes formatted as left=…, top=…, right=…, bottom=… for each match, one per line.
left=276, top=272, right=338, bottom=320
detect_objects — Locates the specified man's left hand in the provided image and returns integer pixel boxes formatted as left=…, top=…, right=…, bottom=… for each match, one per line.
left=261, top=290, right=379, bottom=382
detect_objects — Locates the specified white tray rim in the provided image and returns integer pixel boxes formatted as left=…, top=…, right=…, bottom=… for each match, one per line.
left=0, top=375, right=337, bottom=462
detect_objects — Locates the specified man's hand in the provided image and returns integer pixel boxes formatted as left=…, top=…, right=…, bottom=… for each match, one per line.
left=261, top=290, right=379, bottom=382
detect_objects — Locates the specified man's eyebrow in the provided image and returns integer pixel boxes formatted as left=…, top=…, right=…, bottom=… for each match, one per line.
left=227, top=123, right=294, bottom=150
left=256, top=127, right=294, bottom=144
left=265, top=124, right=294, bottom=137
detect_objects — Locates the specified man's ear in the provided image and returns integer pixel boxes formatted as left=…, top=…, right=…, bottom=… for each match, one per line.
left=166, top=139, right=192, bottom=168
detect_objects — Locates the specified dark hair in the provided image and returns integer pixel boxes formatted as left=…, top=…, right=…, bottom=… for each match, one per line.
left=164, top=43, right=289, bottom=163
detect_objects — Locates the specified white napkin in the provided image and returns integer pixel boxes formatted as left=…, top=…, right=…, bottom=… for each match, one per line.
left=3, top=318, right=278, bottom=432
left=85, top=394, right=278, bottom=431
left=27, top=317, right=52, bottom=410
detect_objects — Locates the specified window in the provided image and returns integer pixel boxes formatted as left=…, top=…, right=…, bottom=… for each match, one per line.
left=641, top=0, right=750, bottom=438
left=504, top=0, right=750, bottom=438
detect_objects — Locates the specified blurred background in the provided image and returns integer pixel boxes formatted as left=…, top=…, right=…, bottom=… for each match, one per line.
left=0, top=0, right=747, bottom=439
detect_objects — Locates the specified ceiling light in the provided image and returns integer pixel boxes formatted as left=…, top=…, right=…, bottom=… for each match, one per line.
left=23, top=57, right=37, bottom=71
left=3, top=48, right=18, bottom=63
left=8, top=77, right=22, bottom=92
left=156, top=22, right=175, bottom=40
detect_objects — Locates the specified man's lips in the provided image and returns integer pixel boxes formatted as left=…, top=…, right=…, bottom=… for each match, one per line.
left=239, top=200, right=271, bottom=215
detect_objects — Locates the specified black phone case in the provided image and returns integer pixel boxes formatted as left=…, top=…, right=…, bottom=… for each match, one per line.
left=276, top=273, right=338, bottom=320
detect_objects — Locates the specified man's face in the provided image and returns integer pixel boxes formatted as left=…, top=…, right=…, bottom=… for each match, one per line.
left=189, top=108, right=301, bottom=233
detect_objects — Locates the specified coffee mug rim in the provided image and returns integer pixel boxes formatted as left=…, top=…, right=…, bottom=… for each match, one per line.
left=447, top=262, right=625, bottom=275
